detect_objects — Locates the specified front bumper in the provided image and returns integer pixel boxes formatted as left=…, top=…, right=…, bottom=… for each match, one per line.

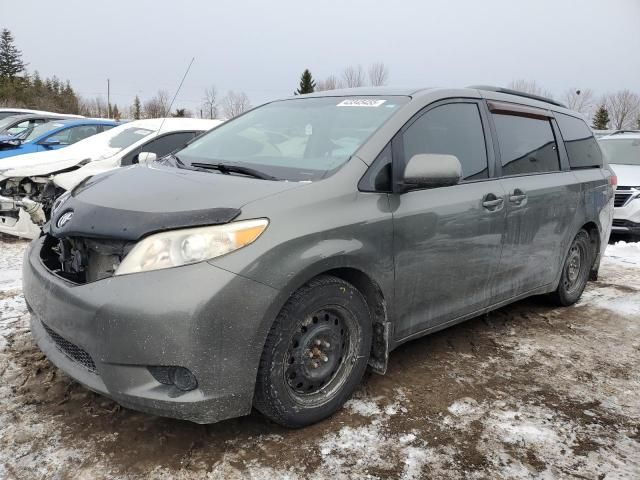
left=613, top=193, right=640, bottom=235
left=23, top=236, right=280, bottom=424
left=0, top=208, right=40, bottom=239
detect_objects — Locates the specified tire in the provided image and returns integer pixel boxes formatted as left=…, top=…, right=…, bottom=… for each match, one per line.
left=551, top=230, right=595, bottom=306
left=254, top=275, right=372, bottom=428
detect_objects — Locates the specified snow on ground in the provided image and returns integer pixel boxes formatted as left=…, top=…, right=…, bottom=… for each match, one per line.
left=0, top=239, right=25, bottom=292
left=0, top=237, right=639, bottom=479
left=604, top=240, right=640, bottom=267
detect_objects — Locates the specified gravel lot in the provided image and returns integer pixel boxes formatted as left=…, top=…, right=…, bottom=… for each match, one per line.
left=1, top=236, right=639, bottom=479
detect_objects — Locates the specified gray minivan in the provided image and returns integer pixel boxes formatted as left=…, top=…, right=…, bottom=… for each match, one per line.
left=23, top=86, right=614, bottom=427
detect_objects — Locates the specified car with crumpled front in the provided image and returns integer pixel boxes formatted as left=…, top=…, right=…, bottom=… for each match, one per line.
left=23, top=86, right=614, bottom=428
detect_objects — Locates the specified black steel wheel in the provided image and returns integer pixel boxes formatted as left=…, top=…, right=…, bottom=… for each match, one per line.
left=254, top=275, right=372, bottom=427
left=551, top=229, right=595, bottom=306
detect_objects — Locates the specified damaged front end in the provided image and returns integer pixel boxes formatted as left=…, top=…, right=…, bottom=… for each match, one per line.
left=40, top=235, right=135, bottom=283
left=0, top=176, right=62, bottom=238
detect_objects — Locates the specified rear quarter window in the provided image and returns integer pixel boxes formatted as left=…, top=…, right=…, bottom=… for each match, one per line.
left=555, top=113, right=603, bottom=168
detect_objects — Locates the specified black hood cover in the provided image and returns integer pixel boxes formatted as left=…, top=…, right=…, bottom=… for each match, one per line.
left=48, top=164, right=299, bottom=241
left=49, top=199, right=240, bottom=241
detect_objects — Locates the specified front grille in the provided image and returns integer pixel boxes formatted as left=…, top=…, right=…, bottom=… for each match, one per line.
left=614, top=192, right=632, bottom=207
left=42, top=321, right=97, bottom=373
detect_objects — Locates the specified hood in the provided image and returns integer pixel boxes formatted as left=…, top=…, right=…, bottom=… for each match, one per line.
left=0, top=148, right=93, bottom=180
left=49, top=164, right=304, bottom=240
left=610, top=164, right=640, bottom=187
left=52, top=157, right=120, bottom=191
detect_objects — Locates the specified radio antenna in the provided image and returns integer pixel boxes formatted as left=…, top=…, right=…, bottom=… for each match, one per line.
left=156, top=56, right=195, bottom=135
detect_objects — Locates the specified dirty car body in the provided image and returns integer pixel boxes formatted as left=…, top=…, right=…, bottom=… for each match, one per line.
left=23, top=87, right=614, bottom=426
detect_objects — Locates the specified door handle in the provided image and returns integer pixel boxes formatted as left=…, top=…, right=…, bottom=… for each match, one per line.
left=508, top=189, right=527, bottom=205
left=482, top=194, right=504, bottom=210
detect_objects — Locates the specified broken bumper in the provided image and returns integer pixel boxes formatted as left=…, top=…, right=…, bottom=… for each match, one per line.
left=23, top=236, right=280, bottom=424
left=0, top=208, right=41, bottom=239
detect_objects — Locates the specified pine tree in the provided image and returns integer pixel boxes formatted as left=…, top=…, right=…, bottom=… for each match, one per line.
left=133, top=95, right=142, bottom=120
left=592, top=105, right=610, bottom=130
left=295, top=69, right=316, bottom=95
left=0, top=29, right=26, bottom=80
left=112, top=104, right=120, bottom=120
left=32, top=70, right=44, bottom=94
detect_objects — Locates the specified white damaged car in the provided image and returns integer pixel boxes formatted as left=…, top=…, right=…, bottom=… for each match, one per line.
left=0, top=117, right=222, bottom=238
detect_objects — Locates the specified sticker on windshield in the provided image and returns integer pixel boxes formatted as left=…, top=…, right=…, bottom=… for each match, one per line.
left=336, top=99, right=386, bottom=107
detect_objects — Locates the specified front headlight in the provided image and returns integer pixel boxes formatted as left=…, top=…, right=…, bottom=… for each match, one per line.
left=114, top=218, right=268, bottom=276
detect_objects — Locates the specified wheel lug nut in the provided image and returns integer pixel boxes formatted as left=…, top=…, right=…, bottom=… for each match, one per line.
left=322, top=355, right=328, bottom=363
left=308, top=351, right=314, bottom=358
left=312, top=361, right=319, bottom=368
left=323, top=341, right=330, bottom=349
left=315, top=339, right=322, bottom=346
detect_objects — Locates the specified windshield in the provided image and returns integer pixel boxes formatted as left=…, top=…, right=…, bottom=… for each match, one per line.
left=599, top=138, right=640, bottom=166
left=177, top=96, right=409, bottom=181
left=0, top=116, right=22, bottom=132
left=52, top=125, right=155, bottom=160
left=23, top=121, right=67, bottom=142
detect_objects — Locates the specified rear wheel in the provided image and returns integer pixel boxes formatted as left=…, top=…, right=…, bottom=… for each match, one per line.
left=551, top=230, right=594, bottom=306
left=254, top=275, right=372, bottom=428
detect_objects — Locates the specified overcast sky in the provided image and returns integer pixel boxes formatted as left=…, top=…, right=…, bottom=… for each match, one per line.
left=2, top=0, right=639, bottom=113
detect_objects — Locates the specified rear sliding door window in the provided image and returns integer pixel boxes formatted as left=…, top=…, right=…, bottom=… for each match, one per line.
left=493, top=114, right=560, bottom=175
left=555, top=113, right=603, bottom=168
left=402, top=103, right=489, bottom=181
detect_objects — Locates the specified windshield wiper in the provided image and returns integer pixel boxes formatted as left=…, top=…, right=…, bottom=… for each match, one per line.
left=190, top=162, right=277, bottom=181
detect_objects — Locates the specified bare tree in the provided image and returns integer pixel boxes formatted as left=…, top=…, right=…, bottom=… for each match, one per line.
left=143, top=89, right=170, bottom=118
left=368, top=62, right=389, bottom=87
left=508, top=79, right=554, bottom=99
left=563, top=88, right=595, bottom=116
left=342, top=65, right=365, bottom=88
left=316, top=74, right=340, bottom=92
left=315, top=75, right=340, bottom=92
left=604, top=90, right=640, bottom=130
left=202, top=85, right=218, bottom=119
left=78, top=96, right=108, bottom=117
left=221, top=91, right=251, bottom=119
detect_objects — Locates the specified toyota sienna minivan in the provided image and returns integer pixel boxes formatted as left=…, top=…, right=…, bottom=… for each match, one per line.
left=23, top=86, right=614, bottom=427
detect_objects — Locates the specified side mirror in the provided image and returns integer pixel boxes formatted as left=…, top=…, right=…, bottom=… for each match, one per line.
left=402, top=153, right=462, bottom=190
left=137, top=151, right=157, bottom=166
left=40, top=138, right=62, bottom=148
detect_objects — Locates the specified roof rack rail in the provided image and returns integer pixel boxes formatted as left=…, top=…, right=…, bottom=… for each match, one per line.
left=609, top=129, right=640, bottom=135
left=467, top=85, right=567, bottom=109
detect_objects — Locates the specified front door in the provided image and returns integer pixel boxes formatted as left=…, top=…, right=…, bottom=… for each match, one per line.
left=392, top=100, right=505, bottom=340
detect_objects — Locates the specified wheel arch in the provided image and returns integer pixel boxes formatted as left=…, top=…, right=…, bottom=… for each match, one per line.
left=320, top=267, right=390, bottom=374
left=554, top=220, right=602, bottom=290
left=581, top=220, right=602, bottom=280
left=255, top=259, right=392, bottom=384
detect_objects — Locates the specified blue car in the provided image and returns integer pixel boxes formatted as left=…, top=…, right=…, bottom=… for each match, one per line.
left=0, top=118, right=119, bottom=159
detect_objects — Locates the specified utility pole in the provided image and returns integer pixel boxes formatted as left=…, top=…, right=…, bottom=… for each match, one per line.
left=107, top=78, right=111, bottom=119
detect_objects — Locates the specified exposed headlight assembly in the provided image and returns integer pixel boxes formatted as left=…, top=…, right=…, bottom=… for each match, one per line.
left=115, top=218, right=268, bottom=276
